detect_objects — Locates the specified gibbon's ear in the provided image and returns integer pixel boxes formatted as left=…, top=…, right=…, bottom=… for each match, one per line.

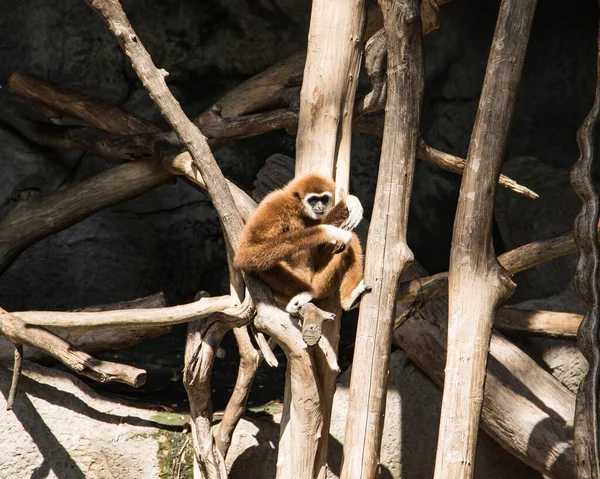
left=294, top=191, right=302, bottom=200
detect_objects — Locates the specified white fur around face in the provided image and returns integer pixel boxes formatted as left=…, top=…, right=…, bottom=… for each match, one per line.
left=303, top=192, right=332, bottom=220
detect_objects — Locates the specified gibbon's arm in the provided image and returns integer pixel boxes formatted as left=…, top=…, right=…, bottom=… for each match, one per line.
left=234, top=225, right=351, bottom=272
left=324, top=195, right=363, bottom=231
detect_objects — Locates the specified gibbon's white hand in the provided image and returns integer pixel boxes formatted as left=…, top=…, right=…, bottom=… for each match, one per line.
left=341, top=195, right=363, bottom=231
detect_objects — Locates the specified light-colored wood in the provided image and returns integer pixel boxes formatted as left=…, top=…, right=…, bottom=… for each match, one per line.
left=393, top=262, right=576, bottom=478
left=276, top=0, right=368, bottom=476
left=341, top=0, right=423, bottom=477
left=495, top=308, right=581, bottom=338
left=299, top=303, right=335, bottom=346
left=1, top=293, right=172, bottom=361
left=14, top=295, right=234, bottom=329
left=8, top=71, right=161, bottom=135
left=434, top=1, right=537, bottom=477
left=295, top=0, right=367, bottom=196
left=0, top=307, right=146, bottom=388
left=397, top=229, right=583, bottom=307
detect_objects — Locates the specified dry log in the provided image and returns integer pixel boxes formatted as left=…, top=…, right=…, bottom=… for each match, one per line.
left=397, top=229, right=584, bottom=308
left=434, top=1, right=537, bottom=477
left=571, top=12, right=600, bottom=477
left=214, top=325, right=261, bottom=458
left=0, top=293, right=173, bottom=361
left=417, top=139, right=539, bottom=200
left=394, top=262, right=576, bottom=478
left=6, top=343, right=23, bottom=410
left=0, top=159, right=171, bottom=275
left=8, top=71, right=161, bottom=135
left=0, top=307, right=145, bottom=388
left=14, top=294, right=233, bottom=329
left=286, top=0, right=369, bottom=476
left=299, top=303, right=336, bottom=347
left=495, top=308, right=581, bottom=338
left=341, top=1, right=423, bottom=477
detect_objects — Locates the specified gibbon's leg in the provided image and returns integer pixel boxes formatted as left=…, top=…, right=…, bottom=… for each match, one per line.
left=310, top=235, right=371, bottom=311
left=234, top=225, right=352, bottom=272
left=337, top=236, right=371, bottom=311
left=258, top=263, right=312, bottom=300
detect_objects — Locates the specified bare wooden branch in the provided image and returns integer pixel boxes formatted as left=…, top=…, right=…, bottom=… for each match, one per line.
left=0, top=307, right=145, bottom=388
left=289, top=0, right=369, bottom=476
left=1, top=293, right=171, bottom=361
left=14, top=295, right=234, bottom=329
left=393, top=261, right=576, bottom=478
left=251, top=326, right=279, bottom=368
left=496, top=308, right=582, bottom=338
left=299, top=303, right=335, bottom=347
left=434, top=1, right=537, bottom=477
left=341, top=0, right=423, bottom=476
left=215, top=325, right=261, bottom=458
left=571, top=11, right=600, bottom=477
left=8, top=71, right=161, bottom=135
left=6, top=343, right=23, bottom=410
left=0, top=159, right=171, bottom=275
left=397, top=229, right=581, bottom=307
left=417, top=139, right=539, bottom=199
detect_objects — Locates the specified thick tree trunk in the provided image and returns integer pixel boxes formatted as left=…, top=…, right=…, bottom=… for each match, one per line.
left=394, top=263, right=576, bottom=479
left=340, top=1, right=423, bottom=477
left=276, top=1, right=367, bottom=478
left=433, top=1, right=537, bottom=477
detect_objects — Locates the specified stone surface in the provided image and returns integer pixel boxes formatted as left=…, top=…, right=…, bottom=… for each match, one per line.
left=0, top=362, right=161, bottom=479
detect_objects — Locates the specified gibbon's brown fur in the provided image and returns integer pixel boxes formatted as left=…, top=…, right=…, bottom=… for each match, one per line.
left=234, top=173, right=369, bottom=312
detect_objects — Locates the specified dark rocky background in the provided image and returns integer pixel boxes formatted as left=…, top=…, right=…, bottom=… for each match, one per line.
left=0, top=1, right=596, bottom=475
left=1, top=0, right=597, bottom=309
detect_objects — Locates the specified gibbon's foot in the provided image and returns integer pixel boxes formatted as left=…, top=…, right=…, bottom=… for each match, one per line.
left=340, top=195, right=364, bottom=231
left=342, top=280, right=373, bottom=311
left=286, top=291, right=314, bottom=314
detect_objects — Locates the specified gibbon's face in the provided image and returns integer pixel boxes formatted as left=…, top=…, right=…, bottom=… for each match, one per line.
left=303, top=192, right=333, bottom=220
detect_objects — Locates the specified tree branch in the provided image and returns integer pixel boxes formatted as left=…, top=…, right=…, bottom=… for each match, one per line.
left=341, top=0, right=423, bottom=476
left=434, top=1, right=536, bottom=477
left=0, top=307, right=145, bottom=388
left=397, top=229, right=584, bottom=308
left=14, top=295, right=234, bottom=329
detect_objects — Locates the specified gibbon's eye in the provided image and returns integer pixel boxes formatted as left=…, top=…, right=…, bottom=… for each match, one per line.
left=308, top=195, right=330, bottom=206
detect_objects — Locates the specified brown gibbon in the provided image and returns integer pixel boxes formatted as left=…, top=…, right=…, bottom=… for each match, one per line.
left=234, top=173, right=370, bottom=313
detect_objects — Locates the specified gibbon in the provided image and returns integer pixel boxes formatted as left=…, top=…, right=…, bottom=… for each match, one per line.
left=234, top=173, right=370, bottom=313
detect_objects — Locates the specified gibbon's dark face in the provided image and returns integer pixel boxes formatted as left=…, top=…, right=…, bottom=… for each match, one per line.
left=303, top=192, right=332, bottom=220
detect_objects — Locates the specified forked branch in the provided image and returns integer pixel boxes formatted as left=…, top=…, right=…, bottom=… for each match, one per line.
left=434, top=1, right=536, bottom=477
